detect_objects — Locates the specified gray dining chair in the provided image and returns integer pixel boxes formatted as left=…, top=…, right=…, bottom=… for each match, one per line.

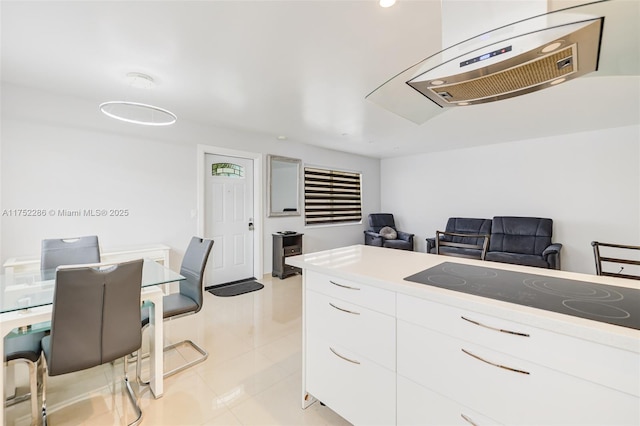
left=41, top=259, right=144, bottom=426
left=136, top=237, right=214, bottom=384
left=4, top=331, right=45, bottom=426
left=40, top=235, right=101, bottom=271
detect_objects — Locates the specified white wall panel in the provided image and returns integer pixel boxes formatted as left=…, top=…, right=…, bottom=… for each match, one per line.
left=381, top=125, right=640, bottom=273
left=0, top=84, right=381, bottom=273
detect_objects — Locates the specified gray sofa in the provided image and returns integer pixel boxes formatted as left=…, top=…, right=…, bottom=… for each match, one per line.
left=427, top=216, right=562, bottom=270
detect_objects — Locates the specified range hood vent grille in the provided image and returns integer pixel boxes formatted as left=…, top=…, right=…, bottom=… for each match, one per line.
left=428, top=46, right=576, bottom=104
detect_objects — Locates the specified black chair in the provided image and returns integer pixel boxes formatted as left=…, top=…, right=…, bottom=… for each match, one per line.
left=364, top=213, right=414, bottom=251
left=592, top=241, right=640, bottom=280
left=4, top=331, right=46, bottom=425
left=485, top=217, right=562, bottom=270
left=40, top=235, right=100, bottom=278
left=41, top=259, right=144, bottom=426
left=136, top=237, right=214, bottom=384
left=427, top=218, right=492, bottom=260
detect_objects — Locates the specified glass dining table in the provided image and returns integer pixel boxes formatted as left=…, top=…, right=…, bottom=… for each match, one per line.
left=0, top=258, right=183, bottom=422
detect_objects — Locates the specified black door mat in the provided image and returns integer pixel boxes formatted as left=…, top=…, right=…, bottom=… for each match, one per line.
left=207, top=280, right=264, bottom=297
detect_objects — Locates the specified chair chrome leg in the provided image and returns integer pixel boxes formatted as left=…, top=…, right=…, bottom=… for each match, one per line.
left=41, top=359, right=48, bottom=426
left=136, top=339, right=209, bottom=385
left=123, top=356, right=143, bottom=426
left=28, top=360, right=39, bottom=426
left=4, top=359, right=40, bottom=426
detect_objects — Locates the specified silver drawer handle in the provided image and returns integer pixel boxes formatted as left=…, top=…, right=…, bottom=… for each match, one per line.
left=329, top=280, right=360, bottom=290
left=329, top=302, right=360, bottom=315
left=461, top=316, right=529, bottom=337
left=329, top=347, right=360, bottom=364
left=461, top=413, right=479, bottom=426
left=461, top=348, right=530, bottom=375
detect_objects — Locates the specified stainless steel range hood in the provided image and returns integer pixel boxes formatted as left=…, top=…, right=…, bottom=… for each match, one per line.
left=408, top=19, right=603, bottom=107
left=366, top=0, right=638, bottom=124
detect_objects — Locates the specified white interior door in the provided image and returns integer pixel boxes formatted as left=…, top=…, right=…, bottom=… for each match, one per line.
left=205, top=154, right=254, bottom=286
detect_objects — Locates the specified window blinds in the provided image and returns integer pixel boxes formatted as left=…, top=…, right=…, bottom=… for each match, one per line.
left=304, top=167, right=362, bottom=225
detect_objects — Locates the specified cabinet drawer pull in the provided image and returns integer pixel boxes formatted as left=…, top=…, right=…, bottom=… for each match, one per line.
left=329, top=280, right=360, bottom=290
left=461, top=316, right=529, bottom=337
left=461, top=348, right=530, bottom=375
left=461, top=413, right=479, bottom=426
left=329, top=302, right=360, bottom=315
left=329, top=347, right=361, bottom=364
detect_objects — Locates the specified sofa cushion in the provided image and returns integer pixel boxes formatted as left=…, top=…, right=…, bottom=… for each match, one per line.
left=368, top=213, right=396, bottom=233
left=489, top=217, right=552, bottom=255
left=379, top=226, right=397, bottom=240
left=485, top=252, right=550, bottom=269
left=384, top=238, right=412, bottom=250
left=438, top=246, right=486, bottom=259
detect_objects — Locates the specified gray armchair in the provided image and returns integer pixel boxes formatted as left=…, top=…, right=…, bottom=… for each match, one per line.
left=364, top=213, right=414, bottom=251
left=485, top=216, right=562, bottom=270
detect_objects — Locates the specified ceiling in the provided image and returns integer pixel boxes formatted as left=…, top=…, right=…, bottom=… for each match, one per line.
left=1, top=1, right=638, bottom=158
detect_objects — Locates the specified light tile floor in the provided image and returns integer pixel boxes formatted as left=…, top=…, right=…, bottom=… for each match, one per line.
left=5, top=274, right=352, bottom=426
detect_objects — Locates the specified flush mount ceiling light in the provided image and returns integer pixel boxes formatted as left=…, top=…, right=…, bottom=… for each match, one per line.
left=379, top=0, right=396, bottom=8
left=99, top=73, right=177, bottom=126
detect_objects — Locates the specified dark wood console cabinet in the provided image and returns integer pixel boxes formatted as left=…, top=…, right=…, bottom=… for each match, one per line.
left=272, top=233, right=303, bottom=279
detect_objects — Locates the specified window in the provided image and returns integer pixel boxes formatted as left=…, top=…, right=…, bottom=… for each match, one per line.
left=211, top=162, right=244, bottom=178
left=304, top=167, right=362, bottom=225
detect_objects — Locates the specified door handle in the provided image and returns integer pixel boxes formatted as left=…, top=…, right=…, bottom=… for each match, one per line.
left=248, top=218, right=254, bottom=231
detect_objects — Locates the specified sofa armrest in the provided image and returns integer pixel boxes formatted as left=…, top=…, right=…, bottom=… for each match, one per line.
left=364, top=230, right=383, bottom=247
left=426, top=237, right=436, bottom=253
left=396, top=231, right=414, bottom=243
left=543, top=243, right=563, bottom=270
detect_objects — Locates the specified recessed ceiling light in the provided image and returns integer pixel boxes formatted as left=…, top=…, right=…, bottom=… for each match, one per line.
left=457, top=102, right=470, bottom=106
left=430, top=80, right=445, bottom=86
left=379, top=0, right=396, bottom=7
left=550, top=78, right=566, bottom=85
left=276, top=135, right=287, bottom=140
left=541, top=41, right=563, bottom=54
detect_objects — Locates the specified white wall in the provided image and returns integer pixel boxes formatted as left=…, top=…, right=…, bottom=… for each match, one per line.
left=381, top=125, right=640, bottom=274
left=1, top=84, right=381, bottom=274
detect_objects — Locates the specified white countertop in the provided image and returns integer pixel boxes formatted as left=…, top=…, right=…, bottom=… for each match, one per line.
left=287, top=244, right=640, bottom=353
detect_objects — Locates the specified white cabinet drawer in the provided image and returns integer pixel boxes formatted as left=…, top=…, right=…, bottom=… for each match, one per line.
left=397, top=293, right=639, bottom=396
left=306, top=270, right=395, bottom=315
left=397, top=376, right=502, bottom=426
left=306, top=289, right=395, bottom=370
left=398, top=320, right=640, bottom=425
left=306, top=335, right=396, bottom=426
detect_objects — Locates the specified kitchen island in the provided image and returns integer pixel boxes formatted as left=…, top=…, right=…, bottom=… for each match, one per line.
left=287, top=244, right=640, bottom=425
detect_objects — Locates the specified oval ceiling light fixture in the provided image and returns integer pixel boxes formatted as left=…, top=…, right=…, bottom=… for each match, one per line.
left=100, top=72, right=177, bottom=126
left=99, top=101, right=177, bottom=126
left=379, top=0, right=396, bottom=8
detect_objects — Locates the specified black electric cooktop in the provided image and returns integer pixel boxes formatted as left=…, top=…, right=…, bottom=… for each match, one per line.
left=404, top=262, right=640, bottom=330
